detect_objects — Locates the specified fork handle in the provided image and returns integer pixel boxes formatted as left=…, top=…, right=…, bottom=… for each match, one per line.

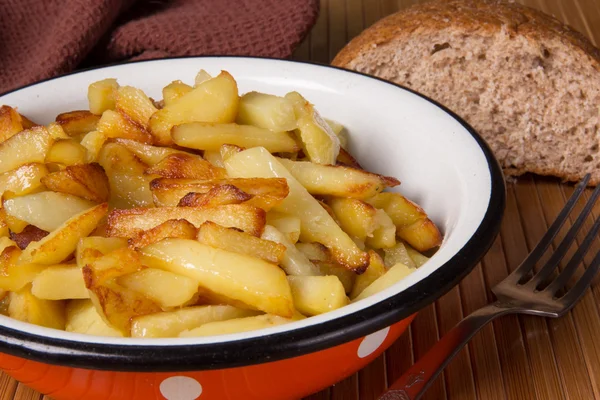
left=378, top=302, right=514, bottom=400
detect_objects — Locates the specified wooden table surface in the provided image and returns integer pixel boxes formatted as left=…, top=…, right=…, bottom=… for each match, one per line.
left=4, top=1, right=600, bottom=400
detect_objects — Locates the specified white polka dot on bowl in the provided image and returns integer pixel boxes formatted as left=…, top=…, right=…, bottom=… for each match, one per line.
left=357, top=327, right=390, bottom=358
left=160, top=376, right=203, bottom=400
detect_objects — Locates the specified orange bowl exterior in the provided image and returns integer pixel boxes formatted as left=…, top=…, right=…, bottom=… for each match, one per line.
left=0, top=315, right=414, bottom=400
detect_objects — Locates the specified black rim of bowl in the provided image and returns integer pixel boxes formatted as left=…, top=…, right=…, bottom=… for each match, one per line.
left=0, top=56, right=506, bottom=372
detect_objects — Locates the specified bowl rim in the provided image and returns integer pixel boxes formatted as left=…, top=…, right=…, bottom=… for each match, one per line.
left=0, top=55, right=506, bottom=371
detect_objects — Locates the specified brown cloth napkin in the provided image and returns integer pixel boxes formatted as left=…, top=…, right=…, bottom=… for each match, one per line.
left=0, top=0, right=320, bottom=95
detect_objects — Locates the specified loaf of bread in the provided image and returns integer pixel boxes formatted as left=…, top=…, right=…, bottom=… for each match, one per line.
left=332, top=0, right=600, bottom=184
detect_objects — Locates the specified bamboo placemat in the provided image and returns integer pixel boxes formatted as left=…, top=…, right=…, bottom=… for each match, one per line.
left=4, top=1, right=600, bottom=399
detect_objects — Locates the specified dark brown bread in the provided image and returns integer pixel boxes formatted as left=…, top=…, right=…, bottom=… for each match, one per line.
left=333, top=0, right=600, bottom=184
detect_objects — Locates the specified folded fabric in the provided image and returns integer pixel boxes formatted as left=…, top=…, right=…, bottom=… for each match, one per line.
left=0, top=0, right=319, bottom=94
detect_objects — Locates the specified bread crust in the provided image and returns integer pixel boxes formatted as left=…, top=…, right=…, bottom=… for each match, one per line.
left=332, top=0, right=600, bottom=69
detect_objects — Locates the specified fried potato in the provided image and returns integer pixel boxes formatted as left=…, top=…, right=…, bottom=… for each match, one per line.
left=365, top=209, right=397, bottom=249
left=31, top=264, right=89, bottom=300
left=350, top=250, right=386, bottom=299
left=55, top=110, right=100, bottom=136
left=336, top=148, right=361, bottom=169
left=20, top=203, right=108, bottom=265
left=41, top=163, right=110, bottom=203
left=151, top=177, right=289, bottom=210
left=194, top=69, right=212, bottom=87
left=80, top=130, right=106, bottom=163
left=314, top=261, right=356, bottom=294
left=145, top=153, right=226, bottom=180
left=278, top=158, right=399, bottom=199
left=236, top=92, right=297, bottom=131
left=83, top=247, right=142, bottom=286
left=172, top=122, right=299, bottom=153
left=8, top=285, right=65, bottom=330
left=19, top=114, right=37, bottom=129
left=9, top=225, right=49, bottom=250
left=325, top=118, right=344, bottom=135
left=149, top=71, right=239, bottom=145
left=96, top=110, right=153, bottom=144
left=0, top=105, right=24, bottom=143
left=106, top=204, right=265, bottom=238
left=285, top=91, right=340, bottom=165
left=118, top=268, right=198, bottom=309
left=220, top=143, right=245, bottom=161
left=353, top=262, right=416, bottom=302
left=76, top=236, right=127, bottom=269
left=0, top=211, right=8, bottom=238
left=65, top=299, right=123, bottom=337
left=225, top=147, right=369, bottom=273
left=113, top=138, right=183, bottom=165
left=328, top=198, right=376, bottom=241
left=295, top=242, right=331, bottom=262
left=287, top=275, right=348, bottom=316
left=98, top=143, right=155, bottom=208
left=383, top=242, right=416, bottom=269
left=178, top=185, right=253, bottom=208
left=405, top=243, right=430, bottom=267
left=0, top=246, right=45, bottom=291
left=115, top=86, right=157, bottom=128
left=179, top=313, right=299, bottom=337
left=46, top=123, right=70, bottom=141
left=141, top=238, right=294, bottom=317
left=398, top=218, right=443, bottom=253
left=203, top=150, right=224, bottom=168
left=88, top=78, right=119, bottom=115
left=131, top=305, right=259, bottom=338
left=45, top=139, right=87, bottom=166
left=197, top=221, right=285, bottom=264
left=0, top=163, right=48, bottom=197
left=162, top=81, right=193, bottom=106
left=4, top=192, right=96, bottom=231
left=261, top=225, right=322, bottom=276
left=5, top=214, right=28, bottom=234
left=128, top=219, right=197, bottom=250
left=266, top=212, right=301, bottom=243
left=0, top=127, right=53, bottom=174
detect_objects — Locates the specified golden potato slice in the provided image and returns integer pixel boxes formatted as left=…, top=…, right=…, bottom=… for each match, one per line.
left=9, top=225, right=48, bottom=250
left=55, top=110, right=100, bottom=136
left=41, top=163, right=110, bottom=203
left=46, top=123, right=70, bottom=141
left=76, top=236, right=127, bottom=269
left=278, top=158, right=399, bottom=199
left=336, top=148, right=362, bottom=169
left=179, top=313, right=299, bottom=337
left=113, top=138, right=183, bottom=165
left=115, top=86, right=157, bottom=128
left=266, top=212, right=301, bottom=244
left=225, top=147, right=369, bottom=273
left=151, top=177, right=289, bottom=210
left=203, top=150, right=224, bottom=168
left=106, top=204, right=265, bottom=238
left=141, top=238, right=294, bottom=317
left=80, top=130, right=106, bottom=163
left=4, top=192, right=96, bottom=231
left=350, top=250, right=386, bottom=299
left=0, top=105, right=24, bottom=143
left=45, top=139, right=87, bottom=166
left=314, top=261, right=356, bottom=294
left=220, top=143, right=245, bottom=161
left=162, top=81, right=193, bottom=106
left=285, top=91, right=340, bottom=165
left=0, top=246, right=45, bottom=291
left=353, top=262, right=416, bottom=302
left=83, top=247, right=142, bottom=286
left=194, top=69, right=212, bottom=87
left=128, top=219, right=197, bottom=250
left=88, top=78, right=119, bottom=115
left=328, top=198, right=376, bottom=241
left=0, top=127, right=53, bottom=174
left=398, top=218, right=443, bottom=252
left=98, top=143, right=155, bottom=208
left=8, top=285, right=65, bottom=330
left=31, top=264, right=89, bottom=300
left=172, top=122, right=299, bottom=153
left=178, top=185, right=253, bottom=208
left=0, top=163, right=48, bottom=197
left=96, top=110, right=153, bottom=144
left=365, top=209, right=397, bottom=249
left=118, top=268, right=198, bottom=309
left=5, top=215, right=29, bottom=234
left=145, top=153, right=226, bottom=180
left=325, top=118, right=344, bottom=135
left=131, top=305, right=259, bottom=338
left=287, top=275, right=348, bottom=316
left=366, top=192, right=426, bottom=227
left=20, top=203, right=108, bottom=265
left=149, top=71, right=239, bottom=145
left=19, top=114, right=38, bottom=129
left=236, top=92, right=297, bottom=131
left=65, top=299, right=123, bottom=337
left=405, top=243, right=430, bottom=267
left=261, top=225, right=322, bottom=276
left=383, top=242, right=416, bottom=269
left=295, top=242, right=331, bottom=262
left=197, top=221, right=285, bottom=264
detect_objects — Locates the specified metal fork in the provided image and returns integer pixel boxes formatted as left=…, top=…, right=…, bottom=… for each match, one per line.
left=378, top=173, right=600, bottom=400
